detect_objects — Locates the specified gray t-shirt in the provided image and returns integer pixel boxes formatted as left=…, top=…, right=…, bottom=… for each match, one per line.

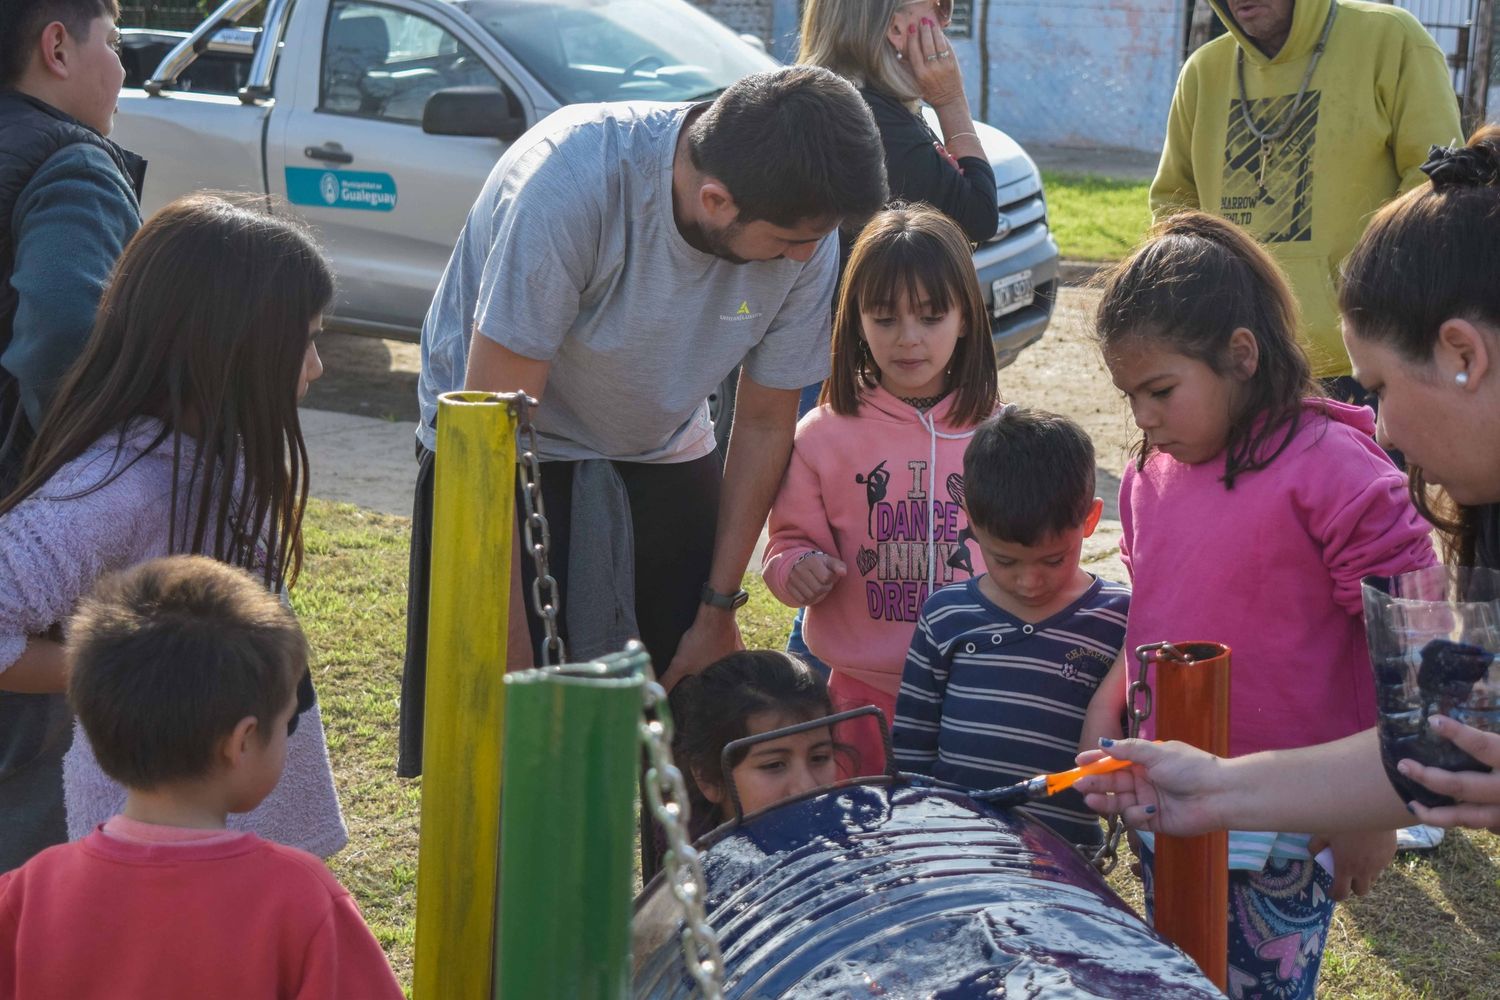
left=417, top=101, right=838, bottom=462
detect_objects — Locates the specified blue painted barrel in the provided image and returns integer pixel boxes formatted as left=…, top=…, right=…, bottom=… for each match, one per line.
left=634, top=781, right=1223, bottom=998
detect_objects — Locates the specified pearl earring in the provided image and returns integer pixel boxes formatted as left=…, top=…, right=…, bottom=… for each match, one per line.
left=1457, top=372, right=1471, bottom=386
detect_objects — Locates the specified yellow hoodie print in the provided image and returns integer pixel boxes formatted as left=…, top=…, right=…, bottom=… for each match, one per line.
left=1150, top=0, right=1462, bottom=377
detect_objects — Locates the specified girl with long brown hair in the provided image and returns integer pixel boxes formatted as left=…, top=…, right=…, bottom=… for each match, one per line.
left=0, top=194, right=345, bottom=866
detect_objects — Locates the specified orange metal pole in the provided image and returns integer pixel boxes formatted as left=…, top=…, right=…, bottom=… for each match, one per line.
left=1151, top=641, right=1230, bottom=991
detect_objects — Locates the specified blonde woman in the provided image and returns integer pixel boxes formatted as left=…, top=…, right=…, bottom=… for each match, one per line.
left=799, top=0, right=997, bottom=243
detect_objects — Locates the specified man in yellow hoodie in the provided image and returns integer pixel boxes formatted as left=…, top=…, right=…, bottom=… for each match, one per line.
left=1151, top=0, right=1462, bottom=387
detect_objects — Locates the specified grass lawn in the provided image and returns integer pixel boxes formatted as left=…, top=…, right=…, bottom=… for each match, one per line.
left=298, top=498, right=1500, bottom=997
left=1042, top=171, right=1154, bottom=262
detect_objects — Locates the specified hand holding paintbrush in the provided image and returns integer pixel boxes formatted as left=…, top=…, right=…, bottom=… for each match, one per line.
left=975, top=743, right=1161, bottom=807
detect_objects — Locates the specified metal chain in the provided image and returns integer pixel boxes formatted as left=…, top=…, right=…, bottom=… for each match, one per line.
left=1090, top=642, right=1164, bottom=874
left=1236, top=0, right=1337, bottom=192
left=506, top=393, right=720, bottom=992
left=1235, top=1, right=1336, bottom=145
left=507, top=393, right=566, bottom=666
left=641, top=679, right=725, bottom=999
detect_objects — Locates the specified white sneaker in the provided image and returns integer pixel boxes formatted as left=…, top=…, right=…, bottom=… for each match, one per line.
left=1395, top=824, right=1446, bottom=851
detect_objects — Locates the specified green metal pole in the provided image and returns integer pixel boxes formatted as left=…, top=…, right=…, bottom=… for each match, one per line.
left=495, top=645, right=648, bottom=1000
left=414, top=391, right=516, bottom=1000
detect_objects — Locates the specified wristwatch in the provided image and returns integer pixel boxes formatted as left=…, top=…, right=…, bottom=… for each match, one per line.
left=701, top=583, right=750, bottom=610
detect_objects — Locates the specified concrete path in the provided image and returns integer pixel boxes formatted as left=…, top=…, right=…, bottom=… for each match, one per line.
left=301, top=407, right=417, bottom=517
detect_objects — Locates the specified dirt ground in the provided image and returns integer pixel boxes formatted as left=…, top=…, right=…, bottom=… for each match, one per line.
left=1003, top=286, right=1134, bottom=508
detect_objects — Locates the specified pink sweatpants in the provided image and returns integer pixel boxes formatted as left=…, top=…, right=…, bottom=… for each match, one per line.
left=827, top=671, right=897, bottom=780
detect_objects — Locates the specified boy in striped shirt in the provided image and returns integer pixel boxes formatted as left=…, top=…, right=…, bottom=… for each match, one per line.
left=891, top=407, right=1129, bottom=847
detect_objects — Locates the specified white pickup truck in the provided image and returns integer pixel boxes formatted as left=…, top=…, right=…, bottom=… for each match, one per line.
left=116, top=0, right=1059, bottom=366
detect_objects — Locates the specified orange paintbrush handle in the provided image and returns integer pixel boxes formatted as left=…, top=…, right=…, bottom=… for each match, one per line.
left=1041, top=741, right=1161, bottom=797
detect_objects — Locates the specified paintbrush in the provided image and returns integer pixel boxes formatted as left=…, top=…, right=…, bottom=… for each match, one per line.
left=973, top=747, right=1154, bottom=808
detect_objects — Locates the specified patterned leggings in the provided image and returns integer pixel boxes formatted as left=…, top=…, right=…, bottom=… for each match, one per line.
left=1140, top=846, right=1336, bottom=1000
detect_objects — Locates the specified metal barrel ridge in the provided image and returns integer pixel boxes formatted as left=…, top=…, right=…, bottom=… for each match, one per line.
left=414, top=391, right=518, bottom=1000
left=496, top=646, right=649, bottom=1000
left=632, top=783, right=1223, bottom=999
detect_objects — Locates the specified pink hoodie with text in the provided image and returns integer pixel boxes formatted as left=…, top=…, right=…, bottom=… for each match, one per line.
left=1121, top=399, right=1436, bottom=758
left=763, top=386, right=990, bottom=696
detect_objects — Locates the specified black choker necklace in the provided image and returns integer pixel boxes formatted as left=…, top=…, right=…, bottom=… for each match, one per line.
left=899, top=392, right=948, bottom=411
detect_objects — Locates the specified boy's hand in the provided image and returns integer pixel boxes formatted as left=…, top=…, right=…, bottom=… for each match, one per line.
left=1308, top=828, right=1395, bottom=901
left=1403, top=715, right=1500, bottom=832
left=786, top=552, right=847, bottom=606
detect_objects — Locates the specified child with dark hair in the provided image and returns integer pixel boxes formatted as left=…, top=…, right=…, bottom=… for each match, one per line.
left=0, top=0, right=142, bottom=872
left=1084, top=210, right=1436, bottom=999
left=0, top=194, right=344, bottom=868
left=1076, top=129, right=1500, bottom=849
left=0, top=556, right=402, bottom=998
left=672, top=650, right=844, bottom=839
left=891, top=406, right=1128, bottom=847
left=762, top=205, right=999, bottom=776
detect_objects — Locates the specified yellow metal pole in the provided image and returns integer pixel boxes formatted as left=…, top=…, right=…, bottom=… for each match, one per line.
left=413, top=391, right=517, bottom=1000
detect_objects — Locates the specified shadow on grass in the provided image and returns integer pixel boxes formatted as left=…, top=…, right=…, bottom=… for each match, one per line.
left=1338, top=831, right=1500, bottom=999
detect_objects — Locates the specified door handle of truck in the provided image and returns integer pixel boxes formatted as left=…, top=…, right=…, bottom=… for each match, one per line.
left=304, top=144, right=354, bottom=165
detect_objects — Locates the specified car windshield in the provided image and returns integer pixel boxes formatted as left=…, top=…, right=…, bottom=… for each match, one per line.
left=455, top=0, right=776, bottom=104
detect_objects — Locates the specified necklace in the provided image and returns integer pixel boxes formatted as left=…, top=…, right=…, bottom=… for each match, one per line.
left=1236, top=1, right=1337, bottom=197
left=900, top=392, right=948, bottom=411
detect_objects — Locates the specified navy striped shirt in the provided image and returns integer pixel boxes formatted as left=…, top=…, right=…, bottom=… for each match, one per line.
left=892, top=575, right=1131, bottom=846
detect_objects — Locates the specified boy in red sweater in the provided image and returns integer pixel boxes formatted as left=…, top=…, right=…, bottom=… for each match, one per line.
left=0, top=556, right=402, bottom=999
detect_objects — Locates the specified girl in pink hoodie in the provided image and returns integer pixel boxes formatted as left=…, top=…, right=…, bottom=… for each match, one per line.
left=762, top=205, right=999, bottom=773
left=1085, top=212, right=1435, bottom=1000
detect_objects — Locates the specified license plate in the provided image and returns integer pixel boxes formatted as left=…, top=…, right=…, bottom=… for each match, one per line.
left=992, top=270, right=1035, bottom=318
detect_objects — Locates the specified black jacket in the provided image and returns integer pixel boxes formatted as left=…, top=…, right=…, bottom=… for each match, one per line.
left=0, top=90, right=145, bottom=486
left=860, top=87, right=998, bottom=244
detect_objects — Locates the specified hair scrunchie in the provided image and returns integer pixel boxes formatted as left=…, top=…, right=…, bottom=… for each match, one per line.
left=1419, top=143, right=1500, bottom=189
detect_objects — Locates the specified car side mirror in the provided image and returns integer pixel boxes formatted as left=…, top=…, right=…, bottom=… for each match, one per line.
left=422, top=86, right=526, bottom=141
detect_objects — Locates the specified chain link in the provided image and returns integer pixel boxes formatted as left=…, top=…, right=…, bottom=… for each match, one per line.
left=507, top=393, right=566, bottom=666
left=641, top=680, right=725, bottom=999
left=1090, top=642, right=1168, bottom=874
left=505, top=392, right=721, bottom=993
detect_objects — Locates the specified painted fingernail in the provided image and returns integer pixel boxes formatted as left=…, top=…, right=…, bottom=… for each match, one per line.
left=1144, top=805, right=1157, bottom=815
left=922, top=17, right=933, bottom=25
left=908, top=24, right=916, bottom=32
left=1099, top=737, right=1115, bottom=748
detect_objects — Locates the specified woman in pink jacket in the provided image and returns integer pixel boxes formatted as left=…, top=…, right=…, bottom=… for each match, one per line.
left=762, top=205, right=998, bottom=773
